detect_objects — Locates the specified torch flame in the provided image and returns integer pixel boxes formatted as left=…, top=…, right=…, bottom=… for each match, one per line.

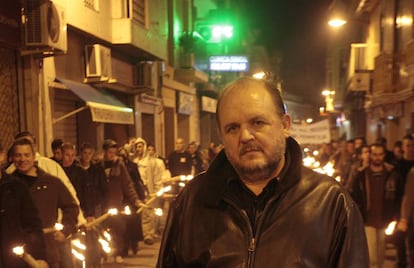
left=55, top=223, right=63, bottom=231
left=124, top=206, right=131, bottom=215
left=12, top=246, right=24, bottom=256
left=108, top=208, right=118, bottom=216
left=154, top=208, right=163, bottom=217
left=385, top=220, right=397, bottom=236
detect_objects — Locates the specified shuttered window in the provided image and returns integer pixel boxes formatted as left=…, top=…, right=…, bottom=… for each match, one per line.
left=53, top=90, right=79, bottom=146
left=132, top=0, right=147, bottom=27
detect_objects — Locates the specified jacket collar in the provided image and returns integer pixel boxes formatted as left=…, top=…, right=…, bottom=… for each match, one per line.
left=202, top=137, right=303, bottom=207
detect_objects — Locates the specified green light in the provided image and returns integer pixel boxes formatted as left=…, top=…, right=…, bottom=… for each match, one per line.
left=196, top=23, right=234, bottom=43
left=212, top=25, right=233, bottom=39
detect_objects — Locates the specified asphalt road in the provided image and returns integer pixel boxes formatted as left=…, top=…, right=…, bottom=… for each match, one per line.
left=101, top=239, right=160, bottom=268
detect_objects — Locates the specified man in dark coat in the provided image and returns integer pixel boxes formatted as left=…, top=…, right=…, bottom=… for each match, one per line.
left=157, top=77, right=368, bottom=267
left=98, top=139, right=143, bottom=263
left=10, top=138, right=79, bottom=268
left=0, top=172, right=48, bottom=268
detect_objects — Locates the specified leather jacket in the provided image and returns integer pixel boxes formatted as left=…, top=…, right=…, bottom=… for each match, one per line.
left=157, top=137, right=368, bottom=267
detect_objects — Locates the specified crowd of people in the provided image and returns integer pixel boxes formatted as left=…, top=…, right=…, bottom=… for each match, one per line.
left=0, top=130, right=222, bottom=267
left=8, top=77, right=414, bottom=267
left=315, top=134, right=414, bottom=267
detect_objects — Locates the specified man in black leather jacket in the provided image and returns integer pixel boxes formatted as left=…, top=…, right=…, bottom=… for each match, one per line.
left=157, top=77, right=369, bottom=267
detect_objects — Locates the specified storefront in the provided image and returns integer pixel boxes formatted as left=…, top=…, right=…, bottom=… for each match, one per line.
left=0, top=1, right=22, bottom=148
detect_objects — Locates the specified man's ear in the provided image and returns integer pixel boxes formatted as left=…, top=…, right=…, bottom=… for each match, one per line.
left=282, top=114, right=291, bottom=138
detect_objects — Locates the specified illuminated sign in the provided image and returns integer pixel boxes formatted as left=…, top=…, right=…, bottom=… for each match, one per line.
left=209, top=56, right=249, bottom=72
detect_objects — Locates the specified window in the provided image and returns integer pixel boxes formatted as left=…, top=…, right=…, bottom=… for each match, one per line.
left=132, top=0, right=147, bottom=27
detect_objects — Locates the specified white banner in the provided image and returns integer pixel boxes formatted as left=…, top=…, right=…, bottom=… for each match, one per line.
left=289, top=119, right=331, bottom=145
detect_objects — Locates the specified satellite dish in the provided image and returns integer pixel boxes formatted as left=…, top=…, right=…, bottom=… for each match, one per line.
left=47, top=3, right=60, bottom=43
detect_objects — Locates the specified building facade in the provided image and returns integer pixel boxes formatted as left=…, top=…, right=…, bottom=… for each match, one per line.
left=329, top=0, right=414, bottom=147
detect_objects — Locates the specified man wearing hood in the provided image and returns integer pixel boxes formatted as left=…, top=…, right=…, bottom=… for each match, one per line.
left=133, top=138, right=164, bottom=245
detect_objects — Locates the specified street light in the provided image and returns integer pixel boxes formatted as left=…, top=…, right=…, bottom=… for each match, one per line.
left=252, top=71, right=266, bottom=79
left=328, top=18, right=347, bottom=28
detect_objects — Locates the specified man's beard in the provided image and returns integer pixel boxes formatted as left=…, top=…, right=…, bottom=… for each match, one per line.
left=234, top=139, right=286, bottom=182
left=238, top=160, right=280, bottom=182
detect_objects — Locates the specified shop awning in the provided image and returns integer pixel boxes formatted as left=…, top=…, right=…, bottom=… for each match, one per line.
left=53, top=78, right=134, bottom=125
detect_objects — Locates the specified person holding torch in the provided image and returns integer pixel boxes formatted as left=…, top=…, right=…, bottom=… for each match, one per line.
left=9, top=138, right=79, bottom=268
left=0, top=172, right=48, bottom=268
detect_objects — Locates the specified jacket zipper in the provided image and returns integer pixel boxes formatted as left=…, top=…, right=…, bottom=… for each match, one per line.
left=224, top=191, right=283, bottom=268
left=223, top=197, right=255, bottom=268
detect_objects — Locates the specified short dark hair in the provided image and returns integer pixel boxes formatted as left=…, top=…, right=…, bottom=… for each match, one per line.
left=403, top=135, right=413, bottom=142
left=355, top=145, right=370, bottom=156
left=9, top=138, right=35, bottom=156
left=80, top=142, right=94, bottom=152
left=51, top=138, right=64, bottom=150
left=102, top=139, right=118, bottom=150
left=370, top=143, right=386, bottom=152
left=147, top=143, right=155, bottom=149
left=375, top=137, right=387, bottom=145
left=14, top=131, right=36, bottom=144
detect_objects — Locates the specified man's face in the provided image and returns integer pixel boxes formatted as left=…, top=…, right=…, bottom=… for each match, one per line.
left=12, top=144, right=36, bottom=175
left=104, top=147, right=117, bottom=161
left=175, top=139, right=184, bottom=152
left=346, top=142, right=355, bottom=154
left=218, top=83, right=290, bottom=182
left=80, top=148, right=94, bottom=164
left=135, top=143, right=144, bottom=156
left=53, top=148, right=63, bottom=161
left=370, top=146, right=385, bottom=166
left=361, top=147, right=370, bottom=161
left=187, top=144, right=197, bottom=155
left=147, top=146, right=155, bottom=157
left=62, top=148, right=76, bottom=167
left=402, top=139, right=414, bottom=160
left=354, top=139, right=364, bottom=149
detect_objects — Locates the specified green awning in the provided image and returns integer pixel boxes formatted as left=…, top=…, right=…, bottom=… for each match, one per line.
left=54, top=78, right=134, bottom=125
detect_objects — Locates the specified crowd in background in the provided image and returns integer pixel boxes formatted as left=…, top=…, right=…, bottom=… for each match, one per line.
left=0, top=131, right=224, bottom=267
left=7, top=128, right=414, bottom=267
left=315, top=135, right=414, bottom=268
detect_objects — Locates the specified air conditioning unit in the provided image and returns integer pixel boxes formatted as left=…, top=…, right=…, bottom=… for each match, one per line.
left=85, top=44, right=112, bottom=81
left=24, top=0, right=67, bottom=53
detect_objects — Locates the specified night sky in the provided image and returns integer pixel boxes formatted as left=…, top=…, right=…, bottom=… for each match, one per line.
left=244, top=0, right=332, bottom=106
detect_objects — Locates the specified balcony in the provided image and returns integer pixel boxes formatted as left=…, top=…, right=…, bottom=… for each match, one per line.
left=347, top=43, right=372, bottom=92
left=174, top=52, right=209, bottom=84
left=372, top=53, right=406, bottom=93
left=111, top=0, right=167, bottom=60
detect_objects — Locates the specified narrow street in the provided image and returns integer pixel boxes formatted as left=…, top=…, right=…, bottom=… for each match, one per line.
left=98, top=240, right=398, bottom=267
left=102, top=239, right=161, bottom=267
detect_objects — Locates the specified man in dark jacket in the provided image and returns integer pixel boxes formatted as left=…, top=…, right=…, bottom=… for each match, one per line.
left=157, top=77, right=368, bottom=267
left=348, top=143, right=401, bottom=267
left=9, top=138, right=79, bottom=268
left=99, top=139, right=143, bottom=263
left=0, top=172, right=48, bottom=268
